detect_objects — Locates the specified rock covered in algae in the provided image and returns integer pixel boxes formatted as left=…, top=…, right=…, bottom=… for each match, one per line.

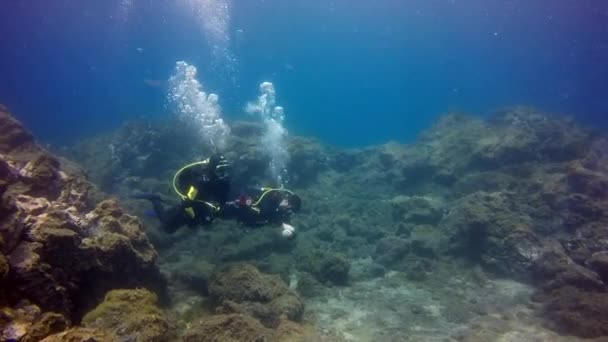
left=390, top=195, right=444, bottom=225
left=82, top=288, right=173, bottom=341
left=0, top=302, right=68, bottom=342
left=0, top=235, right=8, bottom=306
left=0, top=107, right=167, bottom=339
left=209, top=263, right=304, bottom=328
left=182, top=313, right=270, bottom=342
left=295, top=248, right=350, bottom=286
left=540, top=285, right=608, bottom=338
left=373, top=108, right=608, bottom=338
left=0, top=105, right=36, bottom=154
left=5, top=197, right=166, bottom=319
left=40, top=327, right=117, bottom=342
left=182, top=313, right=315, bottom=342
left=439, top=190, right=543, bottom=280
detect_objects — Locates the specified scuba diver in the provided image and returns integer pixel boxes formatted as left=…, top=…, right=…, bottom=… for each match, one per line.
left=134, top=153, right=301, bottom=237
left=222, top=187, right=302, bottom=237
left=133, top=153, right=230, bottom=233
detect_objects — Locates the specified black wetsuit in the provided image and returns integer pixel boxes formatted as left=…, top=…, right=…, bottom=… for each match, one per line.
left=143, top=156, right=230, bottom=233
left=138, top=155, right=300, bottom=233
left=150, top=198, right=216, bottom=233
left=220, top=188, right=297, bottom=227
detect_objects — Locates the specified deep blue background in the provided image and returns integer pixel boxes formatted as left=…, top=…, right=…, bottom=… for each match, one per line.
left=1, top=0, right=607, bottom=147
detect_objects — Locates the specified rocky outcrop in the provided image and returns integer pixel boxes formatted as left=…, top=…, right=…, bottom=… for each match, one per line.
left=182, top=314, right=270, bottom=342
left=209, top=263, right=304, bottom=328
left=0, top=106, right=36, bottom=155
left=0, top=302, right=68, bottom=342
left=5, top=196, right=167, bottom=320
left=439, top=191, right=543, bottom=279
left=541, top=286, right=608, bottom=338
left=296, top=249, right=351, bottom=286
left=527, top=148, right=608, bottom=337
left=182, top=313, right=315, bottom=342
left=40, top=327, right=117, bottom=342
left=82, top=289, right=173, bottom=341
left=370, top=108, right=608, bottom=337
left=0, top=107, right=167, bottom=339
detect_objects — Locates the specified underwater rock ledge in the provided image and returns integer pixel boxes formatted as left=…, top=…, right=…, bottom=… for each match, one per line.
left=0, top=106, right=168, bottom=341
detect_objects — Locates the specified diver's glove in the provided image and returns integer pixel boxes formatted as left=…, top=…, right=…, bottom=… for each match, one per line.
left=281, top=222, right=296, bottom=238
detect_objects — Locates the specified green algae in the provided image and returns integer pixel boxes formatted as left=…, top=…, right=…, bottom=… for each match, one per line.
left=82, top=288, right=173, bottom=342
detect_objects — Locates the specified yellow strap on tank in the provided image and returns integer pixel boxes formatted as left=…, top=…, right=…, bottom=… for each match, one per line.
left=252, top=188, right=295, bottom=207
left=172, top=159, right=209, bottom=199
left=184, top=207, right=196, bottom=218
left=187, top=186, right=198, bottom=200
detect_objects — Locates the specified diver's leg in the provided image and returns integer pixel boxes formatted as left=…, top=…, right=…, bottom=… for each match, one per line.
left=132, top=193, right=168, bottom=221
left=132, top=193, right=185, bottom=233
left=149, top=199, right=167, bottom=222
left=160, top=205, right=191, bottom=234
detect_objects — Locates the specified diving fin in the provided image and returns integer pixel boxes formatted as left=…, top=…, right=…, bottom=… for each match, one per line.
left=131, top=193, right=165, bottom=203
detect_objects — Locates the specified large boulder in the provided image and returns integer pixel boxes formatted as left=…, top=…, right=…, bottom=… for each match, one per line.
left=182, top=314, right=315, bottom=342
left=296, top=249, right=350, bottom=286
left=209, top=264, right=304, bottom=328
left=6, top=198, right=166, bottom=319
left=40, top=327, right=117, bottom=342
left=0, top=302, right=68, bottom=342
left=182, top=314, right=270, bottom=342
left=82, top=289, right=173, bottom=341
left=541, top=286, right=608, bottom=338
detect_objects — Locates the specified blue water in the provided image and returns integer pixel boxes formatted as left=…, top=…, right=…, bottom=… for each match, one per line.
left=1, top=0, right=607, bottom=147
